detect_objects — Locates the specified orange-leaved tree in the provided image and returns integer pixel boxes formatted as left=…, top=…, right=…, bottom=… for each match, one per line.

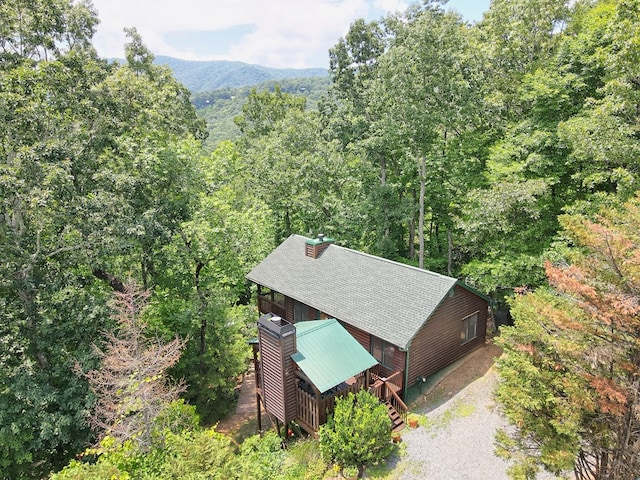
left=495, top=195, right=640, bottom=480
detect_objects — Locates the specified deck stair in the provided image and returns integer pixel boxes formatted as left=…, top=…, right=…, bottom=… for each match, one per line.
left=386, top=401, right=405, bottom=432
left=370, top=371, right=408, bottom=432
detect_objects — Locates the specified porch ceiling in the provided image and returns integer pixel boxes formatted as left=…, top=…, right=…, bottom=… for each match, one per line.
left=291, top=319, right=378, bottom=394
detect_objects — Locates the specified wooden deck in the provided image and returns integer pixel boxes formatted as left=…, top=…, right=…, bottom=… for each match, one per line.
left=295, top=373, right=367, bottom=433
left=293, top=370, right=407, bottom=435
left=253, top=335, right=407, bottom=435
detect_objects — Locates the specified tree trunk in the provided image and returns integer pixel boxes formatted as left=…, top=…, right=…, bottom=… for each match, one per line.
left=284, top=207, right=291, bottom=237
left=93, top=269, right=126, bottom=293
left=380, top=155, right=391, bottom=242
left=407, top=187, right=417, bottom=260
left=447, top=228, right=453, bottom=276
left=194, top=261, right=207, bottom=373
left=418, top=156, right=426, bottom=269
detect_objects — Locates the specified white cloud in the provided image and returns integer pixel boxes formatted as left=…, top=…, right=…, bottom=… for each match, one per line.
left=373, top=0, right=407, bottom=13
left=89, top=0, right=407, bottom=68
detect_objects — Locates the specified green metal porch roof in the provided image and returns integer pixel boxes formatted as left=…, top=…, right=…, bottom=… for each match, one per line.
left=291, top=319, right=378, bottom=394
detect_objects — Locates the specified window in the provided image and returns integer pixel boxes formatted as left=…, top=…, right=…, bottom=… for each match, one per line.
left=272, top=292, right=285, bottom=307
left=461, top=312, right=478, bottom=343
left=293, top=300, right=319, bottom=322
left=371, top=336, right=395, bottom=369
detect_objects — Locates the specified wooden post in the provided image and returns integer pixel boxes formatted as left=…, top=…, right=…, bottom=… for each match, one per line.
left=252, top=342, right=262, bottom=433
left=256, top=391, right=262, bottom=433
left=275, top=417, right=282, bottom=438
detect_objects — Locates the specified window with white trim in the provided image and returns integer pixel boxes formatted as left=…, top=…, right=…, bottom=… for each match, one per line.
left=461, top=312, right=478, bottom=343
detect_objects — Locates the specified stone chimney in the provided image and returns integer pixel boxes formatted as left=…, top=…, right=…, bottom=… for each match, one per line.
left=305, top=233, right=334, bottom=259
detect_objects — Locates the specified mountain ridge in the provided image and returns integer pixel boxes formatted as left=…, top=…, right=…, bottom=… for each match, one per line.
left=153, top=55, right=329, bottom=93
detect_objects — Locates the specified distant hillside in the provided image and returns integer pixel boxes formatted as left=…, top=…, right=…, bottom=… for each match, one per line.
left=193, top=76, right=331, bottom=152
left=154, top=55, right=328, bottom=93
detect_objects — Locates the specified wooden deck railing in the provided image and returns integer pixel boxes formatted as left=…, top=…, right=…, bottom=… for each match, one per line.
left=369, top=371, right=408, bottom=423
left=296, top=375, right=365, bottom=433
left=257, top=297, right=286, bottom=319
left=387, top=388, right=408, bottom=423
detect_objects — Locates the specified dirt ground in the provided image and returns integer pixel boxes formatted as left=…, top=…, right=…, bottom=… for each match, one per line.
left=415, top=341, right=504, bottom=410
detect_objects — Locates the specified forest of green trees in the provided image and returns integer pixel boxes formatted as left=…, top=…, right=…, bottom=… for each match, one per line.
left=1, top=0, right=639, bottom=478
left=193, top=76, right=331, bottom=151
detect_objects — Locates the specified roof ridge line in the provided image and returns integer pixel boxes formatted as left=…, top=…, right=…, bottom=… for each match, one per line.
left=307, top=236, right=457, bottom=281
left=296, top=318, right=335, bottom=337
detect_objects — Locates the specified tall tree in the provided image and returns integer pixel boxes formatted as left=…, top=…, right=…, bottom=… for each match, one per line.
left=0, top=3, right=110, bottom=477
left=0, top=0, right=99, bottom=64
left=324, top=17, right=407, bottom=258
left=479, top=0, right=570, bottom=97
left=558, top=0, right=640, bottom=200
left=157, top=141, right=273, bottom=422
left=495, top=194, right=640, bottom=480
left=234, top=85, right=305, bottom=140
left=0, top=2, right=206, bottom=476
left=370, top=4, right=485, bottom=269
left=236, top=87, right=365, bottom=245
left=81, top=283, right=185, bottom=450
left=458, top=0, right=620, bottom=299
left=325, top=17, right=389, bottom=147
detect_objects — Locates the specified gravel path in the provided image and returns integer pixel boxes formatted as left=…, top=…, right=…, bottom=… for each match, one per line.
left=388, top=367, right=561, bottom=480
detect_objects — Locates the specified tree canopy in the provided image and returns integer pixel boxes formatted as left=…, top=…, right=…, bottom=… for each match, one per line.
left=3, top=0, right=640, bottom=478
left=495, top=194, right=640, bottom=479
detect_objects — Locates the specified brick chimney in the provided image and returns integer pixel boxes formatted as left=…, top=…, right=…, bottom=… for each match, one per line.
left=305, top=234, right=334, bottom=259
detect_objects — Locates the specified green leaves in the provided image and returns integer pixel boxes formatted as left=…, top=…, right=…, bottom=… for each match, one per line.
left=1, top=7, right=213, bottom=476
left=495, top=194, right=640, bottom=479
left=234, top=85, right=305, bottom=139
left=319, top=390, right=393, bottom=468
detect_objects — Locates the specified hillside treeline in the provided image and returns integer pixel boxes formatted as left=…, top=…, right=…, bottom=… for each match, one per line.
left=154, top=55, right=328, bottom=93
left=1, top=0, right=639, bottom=478
left=192, top=76, right=331, bottom=150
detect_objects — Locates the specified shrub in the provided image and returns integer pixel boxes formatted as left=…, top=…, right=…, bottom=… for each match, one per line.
left=318, top=390, right=393, bottom=468
left=232, top=431, right=285, bottom=479
left=158, top=428, right=236, bottom=479
left=51, top=437, right=144, bottom=480
left=52, top=427, right=236, bottom=480
left=50, top=460, right=126, bottom=480
left=342, top=464, right=359, bottom=477
left=283, top=438, right=327, bottom=480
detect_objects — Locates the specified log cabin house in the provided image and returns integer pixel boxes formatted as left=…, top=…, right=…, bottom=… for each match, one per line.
left=247, top=234, right=490, bottom=434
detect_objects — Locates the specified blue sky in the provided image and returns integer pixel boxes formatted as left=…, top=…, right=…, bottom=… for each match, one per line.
left=91, top=0, right=491, bottom=69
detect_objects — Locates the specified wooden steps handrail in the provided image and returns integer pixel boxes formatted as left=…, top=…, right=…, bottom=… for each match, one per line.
left=387, top=387, right=408, bottom=422
left=369, top=370, right=408, bottom=423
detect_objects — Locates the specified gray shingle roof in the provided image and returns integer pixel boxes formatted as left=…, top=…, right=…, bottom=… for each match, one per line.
left=246, top=235, right=459, bottom=349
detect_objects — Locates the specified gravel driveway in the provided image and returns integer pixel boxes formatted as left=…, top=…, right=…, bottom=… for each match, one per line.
left=386, top=364, right=562, bottom=479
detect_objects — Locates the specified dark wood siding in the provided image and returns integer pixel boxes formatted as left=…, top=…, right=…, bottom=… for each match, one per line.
left=258, top=328, right=297, bottom=424
left=406, top=285, right=488, bottom=389
left=340, top=322, right=369, bottom=350
left=285, top=296, right=294, bottom=323
left=258, top=287, right=486, bottom=394
left=374, top=345, right=406, bottom=379
left=282, top=333, right=298, bottom=423
left=284, top=295, right=323, bottom=323
left=340, top=321, right=405, bottom=383
left=392, top=349, right=406, bottom=379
